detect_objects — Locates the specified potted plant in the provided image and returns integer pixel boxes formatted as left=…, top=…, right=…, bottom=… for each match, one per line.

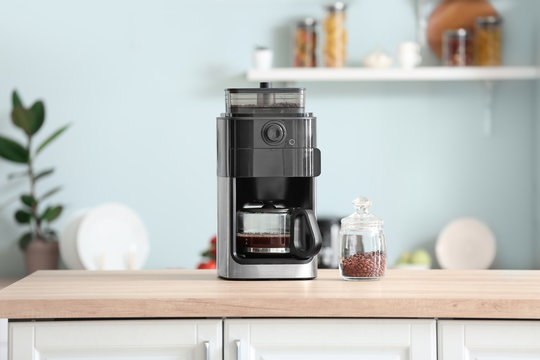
left=0, top=90, right=69, bottom=274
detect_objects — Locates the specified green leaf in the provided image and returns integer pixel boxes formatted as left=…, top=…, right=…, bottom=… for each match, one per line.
left=12, top=90, right=23, bottom=108
left=36, top=124, right=70, bottom=155
left=20, top=194, right=37, bottom=207
left=33, top=168, right=54, bottom=182
left=40, top=186, right=62, bottom=201
left=18, top=232, right=33, bottom=251
left=0, top=136, right=29, bottom=163
left=41, top=205, right=63, bottom=222
left=11, top=106, right=33, bottom=135
left=14, top=209, right=32, bottom=224
left=28, top=101, right=45, bottom=135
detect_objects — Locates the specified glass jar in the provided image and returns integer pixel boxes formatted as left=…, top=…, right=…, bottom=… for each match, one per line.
left=323, top=2, right=347, bottom=67
left=442, top=29, right=473, bottom=66
left=475, top=16, right=502, bottom=66
left=295, top=18, right=317, bottom=67
left=339, top=197, right=386, bottom=281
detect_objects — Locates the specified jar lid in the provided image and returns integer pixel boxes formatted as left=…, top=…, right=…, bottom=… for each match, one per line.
left=340, top=197, right=383, bottom=231
left=443, top=28, right=471, bottom=39
left=476, top=16, right=502, bottom=26
left=297, top=17, right=317, bottom=28
left=325, top=2, right=347, bottom=12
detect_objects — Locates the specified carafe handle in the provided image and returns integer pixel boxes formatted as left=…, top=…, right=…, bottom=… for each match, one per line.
left=289, top=208, right=322, bottom=260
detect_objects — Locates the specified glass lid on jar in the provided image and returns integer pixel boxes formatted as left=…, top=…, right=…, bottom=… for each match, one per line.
left=341, top=196, right=383, bottom=232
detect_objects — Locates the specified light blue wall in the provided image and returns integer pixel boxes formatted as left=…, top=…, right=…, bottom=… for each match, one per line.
left=0, top=0, right=538, bottom=276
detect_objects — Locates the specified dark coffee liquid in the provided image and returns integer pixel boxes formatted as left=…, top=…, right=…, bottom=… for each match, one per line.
left=237, top=233, right=290, bottom=253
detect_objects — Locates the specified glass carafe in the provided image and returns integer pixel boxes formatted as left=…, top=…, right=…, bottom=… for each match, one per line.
left=339, top=197, right=386, bottom=280
left=237, top=204, right=322, bottom=259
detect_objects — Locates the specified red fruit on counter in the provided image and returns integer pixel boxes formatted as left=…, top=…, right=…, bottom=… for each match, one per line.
left=197, top=259, right=216, bottom=269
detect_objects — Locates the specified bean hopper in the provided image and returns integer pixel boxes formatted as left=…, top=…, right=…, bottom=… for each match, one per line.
left=217, top=83, right=322, bottom=279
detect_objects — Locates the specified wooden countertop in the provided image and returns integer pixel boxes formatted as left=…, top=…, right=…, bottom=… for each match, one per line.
left=0, top=269, right=539, bottom=320
left=0, top=278, right=18, bottom=290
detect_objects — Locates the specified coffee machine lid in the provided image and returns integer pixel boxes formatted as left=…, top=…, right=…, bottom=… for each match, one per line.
left=225, top=82, right=305, bottom=114
left=226, top=82, right=303, bottom=93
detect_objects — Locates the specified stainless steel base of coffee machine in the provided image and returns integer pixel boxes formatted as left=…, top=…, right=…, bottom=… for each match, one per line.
left=217, top=256, right=318, bottom=280
left=217, top=177, right=318, bottom=280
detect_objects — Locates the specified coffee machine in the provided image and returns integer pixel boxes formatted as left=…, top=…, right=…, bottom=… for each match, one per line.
left=217, top=83, right=322, bottom=280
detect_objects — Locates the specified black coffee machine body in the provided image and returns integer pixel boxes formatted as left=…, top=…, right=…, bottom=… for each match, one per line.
left=217, top=83, right=322, bottom=279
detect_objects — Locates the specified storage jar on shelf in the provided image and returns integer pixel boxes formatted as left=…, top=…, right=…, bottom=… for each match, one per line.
left=323, top=2, right=347, bottom=67
left=475, top=16, right=502, bottom=66
left=442, top=29, right=474, bottom=66
left=295, top=18, right=317, bottom=67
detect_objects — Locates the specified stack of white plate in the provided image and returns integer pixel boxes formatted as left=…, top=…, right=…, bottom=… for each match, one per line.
left=59, top=203, right=149, bottom=270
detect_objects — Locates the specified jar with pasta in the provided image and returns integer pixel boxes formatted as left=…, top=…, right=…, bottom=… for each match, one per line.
left=475, top=16, right=502, bottom=66
left=323, top=2, right=347, bottom=67
left=295, top=18, right=317, bottom=67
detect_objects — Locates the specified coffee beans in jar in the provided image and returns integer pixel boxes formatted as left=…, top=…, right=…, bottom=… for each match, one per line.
left=339, top=197, right=387, bottom=281
left=340, top=251, right=386, bottom=279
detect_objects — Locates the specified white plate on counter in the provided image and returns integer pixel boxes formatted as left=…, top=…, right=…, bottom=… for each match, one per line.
left=435, top=217, right=496, bottom=269
left=59, top=210, right=88, bottom=269
left=60, top=203, right=149, bottom=270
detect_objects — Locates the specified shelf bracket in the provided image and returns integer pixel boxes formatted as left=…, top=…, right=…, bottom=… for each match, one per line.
left=483, top=81, right=495, bottom=137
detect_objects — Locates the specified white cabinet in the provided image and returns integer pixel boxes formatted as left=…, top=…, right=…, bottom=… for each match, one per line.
left=9, top=319, right=222, bottom=360
left=10, top=318, right=540, bottom=359
left=224, top=319, right=436, bottom=360
left=438, top=320, right=540, bottom=359
left=0, top=319, right=6, bottom=360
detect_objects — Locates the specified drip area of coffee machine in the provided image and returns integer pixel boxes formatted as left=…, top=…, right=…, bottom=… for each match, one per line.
left=217, top=83, right=322, bottom=280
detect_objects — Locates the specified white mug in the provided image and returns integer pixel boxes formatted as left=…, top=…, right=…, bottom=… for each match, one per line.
left=398, top=42, right=422, bottom=69
left=253, top=48, right=273, bottom=70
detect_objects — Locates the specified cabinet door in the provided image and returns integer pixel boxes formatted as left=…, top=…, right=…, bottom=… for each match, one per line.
left=9, top=319, right=222, bottom=360
left=438, top=320, right=540, bottom=359
left=224, top=319, right=436, bottom=360
left=1, top=319, right=6, bottom=360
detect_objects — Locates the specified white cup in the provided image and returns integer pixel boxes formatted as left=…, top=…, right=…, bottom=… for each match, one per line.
left=398, top=42, right=422, bottom=69
left=253, top=48, right=273, bottom=70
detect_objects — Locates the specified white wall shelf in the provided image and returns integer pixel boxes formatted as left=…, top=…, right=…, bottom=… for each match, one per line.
left=247, top=66, right=540, bottom=82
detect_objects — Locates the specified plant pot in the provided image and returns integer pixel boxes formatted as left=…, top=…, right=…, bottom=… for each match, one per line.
left=24, top=239, right=59, bottom=274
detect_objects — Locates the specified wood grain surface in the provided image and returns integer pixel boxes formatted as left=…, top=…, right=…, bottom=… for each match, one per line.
left=0, top=269, right=539, bottom=319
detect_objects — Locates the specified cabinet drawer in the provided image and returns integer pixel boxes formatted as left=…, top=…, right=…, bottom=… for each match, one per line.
left=9, top=319, right=222, bottom=360
left=224, top=318, right=436, bottom=360
left=438, top=320, right=540, bottom=359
